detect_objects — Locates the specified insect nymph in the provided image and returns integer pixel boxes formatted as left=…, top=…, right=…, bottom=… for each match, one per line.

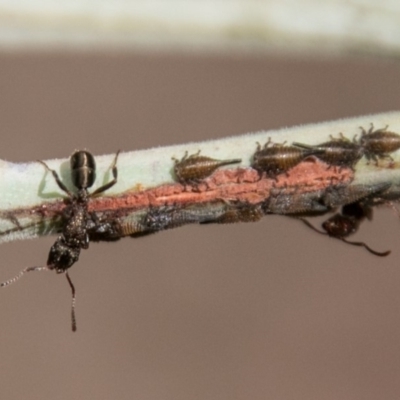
left=359, top=124, right=400, bottom=165
left=173, top=150, right=241, bottom=187
left=251, top=138, right=323, bottom=180
left=1, top=150, right=120, bottom=331
left=292, top=133, right=364, bottom=170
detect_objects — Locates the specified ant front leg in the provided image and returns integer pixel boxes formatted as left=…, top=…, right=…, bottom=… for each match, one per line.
left=38, top=160, right=73, bottom=197
left=91, top=150, right=120, bottom=196
left=299, top=218, right=327, bottom=235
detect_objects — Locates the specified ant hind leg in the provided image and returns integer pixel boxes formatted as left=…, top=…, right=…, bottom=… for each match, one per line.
left=65, top=271, right=77, bottom=332
left=91, top=150, right=121, bottom=196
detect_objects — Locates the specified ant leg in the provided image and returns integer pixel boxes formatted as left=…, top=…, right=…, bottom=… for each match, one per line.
left=340, top=238, right=391, bottom=257
left=87, top=212, right=117, bottom=237
left=299, top=218, right=327, bottom=235
left=65, top=271, right=77, bottom=332
left=38, top=160, right=73, bottom=197
left=91, top=150, right=120, bottom=196
left=0, top=266, right=49, bottom=287
left=300, top=218, right=390, bottom=257
left=3, top=213, right=23, bottom=230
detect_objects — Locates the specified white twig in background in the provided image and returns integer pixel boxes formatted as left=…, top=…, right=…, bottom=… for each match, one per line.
left=0, top=1, right=400, bottom=56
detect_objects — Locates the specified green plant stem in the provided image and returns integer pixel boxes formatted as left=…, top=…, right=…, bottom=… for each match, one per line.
left=1, top=111, right=400, bottom=244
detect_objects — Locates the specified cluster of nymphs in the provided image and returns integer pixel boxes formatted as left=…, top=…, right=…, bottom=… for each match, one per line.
left=172, top=124, right=400, bottom=187
left=1, top=124, right=399, bottom=331
left=252, top=124, right=400, bottom=180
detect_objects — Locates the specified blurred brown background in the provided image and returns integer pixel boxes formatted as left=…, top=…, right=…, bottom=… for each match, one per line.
left=0, top=51, right=399, bottom=399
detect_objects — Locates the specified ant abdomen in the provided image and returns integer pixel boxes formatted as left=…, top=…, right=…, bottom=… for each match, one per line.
left=70, top=150, right=96, bottom=189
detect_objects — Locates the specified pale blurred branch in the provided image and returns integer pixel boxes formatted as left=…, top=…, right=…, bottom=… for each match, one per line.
left=0, top=1, right=400, bottom=57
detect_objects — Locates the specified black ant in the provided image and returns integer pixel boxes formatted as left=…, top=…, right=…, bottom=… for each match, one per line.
left=0, top=150, right=120, bottom=331
left=300, top=202, right=391, bottom=257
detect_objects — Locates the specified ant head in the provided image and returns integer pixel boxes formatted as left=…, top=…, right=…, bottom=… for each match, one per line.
left=70, top=150, right=96, bottom=190
left=47, top=239, right=81, bottom=272
left=322, top=214, right=357, bottom=238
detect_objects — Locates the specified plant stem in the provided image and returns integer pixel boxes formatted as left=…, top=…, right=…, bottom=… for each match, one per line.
left=1, top=111, right=400, bottom=244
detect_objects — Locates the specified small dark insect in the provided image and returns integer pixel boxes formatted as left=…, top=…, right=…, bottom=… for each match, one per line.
left=300, top=202, right=391, bottom=257
left=252, top=138, right=322, bottom=180
left=202, top=201, right=264, bottom=224
left=142, top=205, right=197, bottom=232
left=142, top=204, right=225, bottom=230
left=359, top=123, right=400, bottom=165
left=172, top=150, right=241, bottom=186
left=293, top=133, right=364, bottom=170
left=90, top=203, right=229, bottom=239
left=142, top=204, right=230, bottom=232
left=0, top=150, right=120, bottom=331
left=321, top=181, right=392, bottom=209
left=263, top=188, right=329, bottom=216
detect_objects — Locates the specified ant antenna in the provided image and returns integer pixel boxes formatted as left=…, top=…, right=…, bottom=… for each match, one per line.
left=339, top=238, right=391, bottom=257
left=1, top=267, right=78, bottom=332
left=0, top=266, right=50, bottom=287
left=65, top=271, right=77, bottom=332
